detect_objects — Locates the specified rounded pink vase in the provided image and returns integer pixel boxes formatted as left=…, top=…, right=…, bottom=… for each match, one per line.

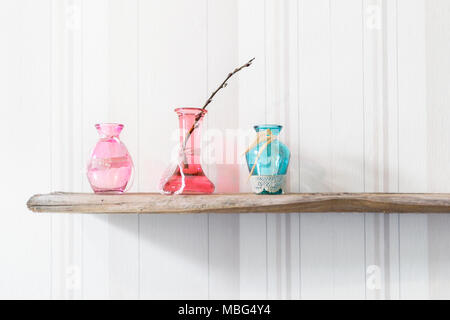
left=87, top=123, right=134, bottom=193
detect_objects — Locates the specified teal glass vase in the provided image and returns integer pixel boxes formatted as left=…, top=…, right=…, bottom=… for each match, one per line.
left=245, top=125, right=290, bottom=194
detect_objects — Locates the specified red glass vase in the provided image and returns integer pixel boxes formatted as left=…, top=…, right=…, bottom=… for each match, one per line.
left=162, top=108, right=215, bottom=194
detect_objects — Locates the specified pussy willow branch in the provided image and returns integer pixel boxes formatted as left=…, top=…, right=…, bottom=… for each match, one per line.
left=181, top=58, right=255, bottom=158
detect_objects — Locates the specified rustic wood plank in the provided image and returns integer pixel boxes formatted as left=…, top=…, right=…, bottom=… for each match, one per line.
left=27, top=192, right=450, bottom=214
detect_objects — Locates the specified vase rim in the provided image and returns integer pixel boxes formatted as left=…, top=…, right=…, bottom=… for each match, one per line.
left=174, top=107, right=207, bottom=114
left=95, top=123, right=124, bottom=128
left=254, top=124, right=282, bottom=130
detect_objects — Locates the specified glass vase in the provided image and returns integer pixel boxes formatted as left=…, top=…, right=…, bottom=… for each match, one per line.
left=87, top=123, right=134, bottom=193
left=245, top=124, right=290, bottom=194
left=161, top=107, right=215, bottom=194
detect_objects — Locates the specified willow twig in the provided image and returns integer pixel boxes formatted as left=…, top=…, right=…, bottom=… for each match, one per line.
left=181, top=57, right=255, bottom=166
left=201, top=57, right=255, bottom=111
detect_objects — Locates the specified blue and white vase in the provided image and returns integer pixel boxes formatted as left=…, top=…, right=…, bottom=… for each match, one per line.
left=245, top=125, right=290, bottom=194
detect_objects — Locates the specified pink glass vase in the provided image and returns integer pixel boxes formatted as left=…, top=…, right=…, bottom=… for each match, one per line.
left=161, top=108, right=215, bottom=194
left=87, top=123, right=134, bottom=193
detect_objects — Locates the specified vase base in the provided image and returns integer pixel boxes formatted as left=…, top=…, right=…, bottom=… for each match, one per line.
left=163, top=175, right=215, bottom=195
left=250, top=175, right=286, bottom=195
left=256, top=189, right=283, bottom=195
left=93, top=189, right=125, bottom=194
left=163, top=175, right=215, bottom=194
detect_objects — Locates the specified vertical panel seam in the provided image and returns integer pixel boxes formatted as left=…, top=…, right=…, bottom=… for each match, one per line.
left=68, top=0, right=75, bottom=300
left=106, top=0, right=111, bottom=298
left=297, top=0, right=302, bottom=300
left=49, top=0, right=53, bottom=300
left=361, top=0, right=367, bottom=300
left=264, top=0, right=269, bottom=300
left=328, top=0, right=334, bottom=192
left=381, top=0, right=391, bottom=300
left=137, top=0, right=141, bottom=300
left=264, top=0, right=268, bottom=123
left=205, top=0, right=210, bottom=300
left=80, top=0, right=84, bottom=300
left=395, top=0, right=401, bottom=300
left=328, top=0, right=335, bottom=296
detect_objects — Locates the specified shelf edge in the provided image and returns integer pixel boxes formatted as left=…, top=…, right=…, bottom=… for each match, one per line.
left=27, top=192, right=450, bottom=214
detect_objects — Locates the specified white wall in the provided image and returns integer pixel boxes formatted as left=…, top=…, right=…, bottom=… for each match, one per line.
left=0, top=0, right=449, bottom=299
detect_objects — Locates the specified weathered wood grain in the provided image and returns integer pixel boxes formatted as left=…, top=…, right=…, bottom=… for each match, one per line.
left=27, top=192, right=450, bottom=214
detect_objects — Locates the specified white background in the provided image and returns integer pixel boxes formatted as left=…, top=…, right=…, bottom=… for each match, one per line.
left=0, top=0, right=449, bottom=299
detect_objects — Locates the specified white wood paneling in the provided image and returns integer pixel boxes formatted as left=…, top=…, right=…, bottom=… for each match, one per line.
left=298, top=0, right=334, bottom=299
left=138, top=0, right=209, bottom=299
left=384, top=0, right=401, bottom=300
left=106, top=0, right=140, bottom=300
left=329, top=0, right=365, bottom=299
left=265, top=0, right=300, bottom=300
left=237, top=0, right=268, bottom=299
left=299, top=0, right=365, bottom=300
left=425, top=0, right=450, bottom=300
left=363, top=0, right=400, bottom=300
left=206, top=0, right=241, bottom=299
left=298, top=0, right=333, bottom=195
left=51, top=0, right=84, bottom=299
left=397, top=0, right=429, bottom=300
left=80, top=0, right=110, bottom=299
left=330, top=0, right=365, bottom=193
left=0, top=0, right=52, bottom=299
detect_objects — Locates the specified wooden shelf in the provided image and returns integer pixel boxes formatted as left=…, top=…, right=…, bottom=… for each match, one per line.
left=27, top=192, right=450, bottom=214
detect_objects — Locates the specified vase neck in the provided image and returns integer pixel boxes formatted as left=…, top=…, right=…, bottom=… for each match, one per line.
left=96, top=123, right=123, bottom=138
left=176, top=108, right=206, bottom=164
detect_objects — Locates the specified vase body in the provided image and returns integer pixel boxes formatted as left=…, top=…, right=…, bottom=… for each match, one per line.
left=162, top=108, right=215, bottom=194
left=245, top=125, right=290, bottom=194
left=87, top=123, right=134, bottom=193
